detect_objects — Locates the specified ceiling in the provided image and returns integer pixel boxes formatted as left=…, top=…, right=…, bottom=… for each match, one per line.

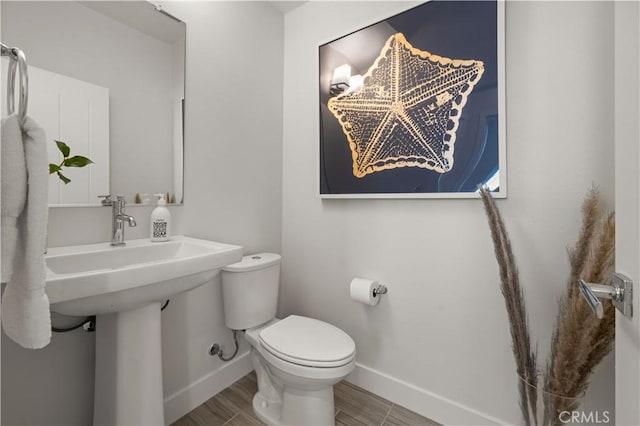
left=79, top=1, right=185, bottom=44
left=269, top=1, right=307, bottom=14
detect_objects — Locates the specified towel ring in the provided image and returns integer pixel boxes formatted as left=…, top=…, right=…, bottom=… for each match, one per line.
left=2, top=43, right=28, bottom=124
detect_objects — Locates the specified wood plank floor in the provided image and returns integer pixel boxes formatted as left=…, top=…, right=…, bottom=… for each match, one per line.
left=171, top=372, right=440, bottom=426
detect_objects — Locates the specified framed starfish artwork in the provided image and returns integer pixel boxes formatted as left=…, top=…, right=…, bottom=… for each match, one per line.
left=319, top=0, right=505, bottom=198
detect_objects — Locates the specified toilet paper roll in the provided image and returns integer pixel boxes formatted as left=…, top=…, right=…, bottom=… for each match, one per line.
left=350, top=278, right=380, bottom=306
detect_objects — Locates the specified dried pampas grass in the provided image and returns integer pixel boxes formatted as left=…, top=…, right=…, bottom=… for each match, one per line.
left=478, top=187, right=538, bottom=425
left=544, top=189, right=615, bottom=425
left=479, top=187, right=615, bottom=426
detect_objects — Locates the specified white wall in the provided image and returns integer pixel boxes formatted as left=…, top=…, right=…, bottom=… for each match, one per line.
left=168, top=0, right=283, bottom=256
left=1, top=1, right=283, bottom=425
left=159, top=2, right=283, bottom=422
left=1, top=1, right=175, bottom=200
left=281, top=1, right=614, bottom=424
left=1, top=1, right=617, bottom=424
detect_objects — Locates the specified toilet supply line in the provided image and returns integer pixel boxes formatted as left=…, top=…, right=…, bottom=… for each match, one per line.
left=209, top=329, right=240, bottom=362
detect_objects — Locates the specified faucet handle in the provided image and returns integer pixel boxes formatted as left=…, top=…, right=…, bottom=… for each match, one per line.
left=98, top=194, right=112, bottom=206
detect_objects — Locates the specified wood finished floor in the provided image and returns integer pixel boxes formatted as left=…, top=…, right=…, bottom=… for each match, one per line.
left=171, top=372, right=440, bottom=426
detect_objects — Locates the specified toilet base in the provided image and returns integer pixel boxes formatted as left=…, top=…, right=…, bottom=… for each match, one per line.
left=281, top=385, right=335, bottom=425
left=253, top=392, right=282, bottom=425
left=253, top=385, right=335, bottom=426
left=250, top=345, right=338, bottom=425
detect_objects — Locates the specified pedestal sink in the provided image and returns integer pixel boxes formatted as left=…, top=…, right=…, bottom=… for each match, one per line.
left=45, top=236, right=243, bottom=426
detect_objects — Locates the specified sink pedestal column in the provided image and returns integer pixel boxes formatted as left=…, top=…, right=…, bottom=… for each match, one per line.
left=93, top=302, right=164, bottom=426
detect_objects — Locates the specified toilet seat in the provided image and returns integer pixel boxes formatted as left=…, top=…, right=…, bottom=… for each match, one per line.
left=259, top=315, right=355, bottom=368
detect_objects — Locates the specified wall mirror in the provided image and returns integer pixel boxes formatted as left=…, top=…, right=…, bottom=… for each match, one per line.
left=1, top=1, right=185, bottom=206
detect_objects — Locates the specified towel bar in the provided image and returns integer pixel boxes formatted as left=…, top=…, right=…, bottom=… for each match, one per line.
left=1, top=42, right=28, bottom=124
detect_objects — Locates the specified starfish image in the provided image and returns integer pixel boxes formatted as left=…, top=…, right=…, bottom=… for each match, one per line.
left=327, top=33, right=484, bottom=178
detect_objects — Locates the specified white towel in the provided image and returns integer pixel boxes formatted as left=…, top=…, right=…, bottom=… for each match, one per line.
left=1, top=114, right=27, bottom=283
left=1, top=114, right=51, bottom=349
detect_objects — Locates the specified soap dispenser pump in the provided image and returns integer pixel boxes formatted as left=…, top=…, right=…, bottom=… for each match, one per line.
left=150, top=193, right=171, bottom=242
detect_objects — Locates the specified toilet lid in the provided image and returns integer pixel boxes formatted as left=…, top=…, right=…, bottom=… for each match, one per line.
left=259, top=315, right=355, bottom=368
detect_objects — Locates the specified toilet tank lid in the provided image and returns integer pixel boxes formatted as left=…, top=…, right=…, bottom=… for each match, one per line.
left=222, top=253, right=281, bottom=272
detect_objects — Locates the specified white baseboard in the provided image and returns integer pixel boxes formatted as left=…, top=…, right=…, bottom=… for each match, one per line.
left=346, top=363, right=509, bottom=426
left=163, top=350, right=253, bottom=425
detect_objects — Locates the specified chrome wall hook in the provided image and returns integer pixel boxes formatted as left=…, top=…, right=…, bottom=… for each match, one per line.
left=579, top=272, right=633, bottom=319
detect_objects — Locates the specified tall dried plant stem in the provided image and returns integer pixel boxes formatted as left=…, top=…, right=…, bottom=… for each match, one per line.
left=544, top=189, right=615, bottom=425
left=479, top=187, right=538, bottom=425
left=567, top=189, right=600, bottom=302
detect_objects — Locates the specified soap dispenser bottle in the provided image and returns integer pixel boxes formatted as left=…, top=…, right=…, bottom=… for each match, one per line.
left=150, top=193, right=171, bottom=242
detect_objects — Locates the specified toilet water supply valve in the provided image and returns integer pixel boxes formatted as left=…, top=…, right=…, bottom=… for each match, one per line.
left=209, top=329, right=240, bottom=362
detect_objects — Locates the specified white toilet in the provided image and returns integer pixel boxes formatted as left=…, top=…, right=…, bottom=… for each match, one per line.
left=221, top=253, right=356, bottom=426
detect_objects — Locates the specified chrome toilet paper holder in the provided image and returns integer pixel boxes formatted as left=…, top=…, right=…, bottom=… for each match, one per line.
left=373, top=285, right=388, bottom=297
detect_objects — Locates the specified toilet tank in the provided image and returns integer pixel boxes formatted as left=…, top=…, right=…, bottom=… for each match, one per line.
left=221, top=253, right=281, bottom=330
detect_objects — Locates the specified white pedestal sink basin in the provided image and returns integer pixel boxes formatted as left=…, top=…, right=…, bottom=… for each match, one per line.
left=45, top=236, right=243, bottom=426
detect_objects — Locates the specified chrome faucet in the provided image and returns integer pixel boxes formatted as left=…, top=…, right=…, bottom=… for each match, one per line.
left=99, top=195, right=137, bottom=246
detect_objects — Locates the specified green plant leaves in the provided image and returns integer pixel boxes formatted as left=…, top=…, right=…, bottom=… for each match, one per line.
left=49, top=140, right=94, bottom=185
left=55, top=140, right=70, bottom=157
left=57, top=172, right=71, bottom=184
left=63, top=155, right=94, bottom=168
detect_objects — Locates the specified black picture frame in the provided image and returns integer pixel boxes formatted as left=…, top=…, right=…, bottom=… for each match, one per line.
left=319, top=1, right=506, bottom=198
